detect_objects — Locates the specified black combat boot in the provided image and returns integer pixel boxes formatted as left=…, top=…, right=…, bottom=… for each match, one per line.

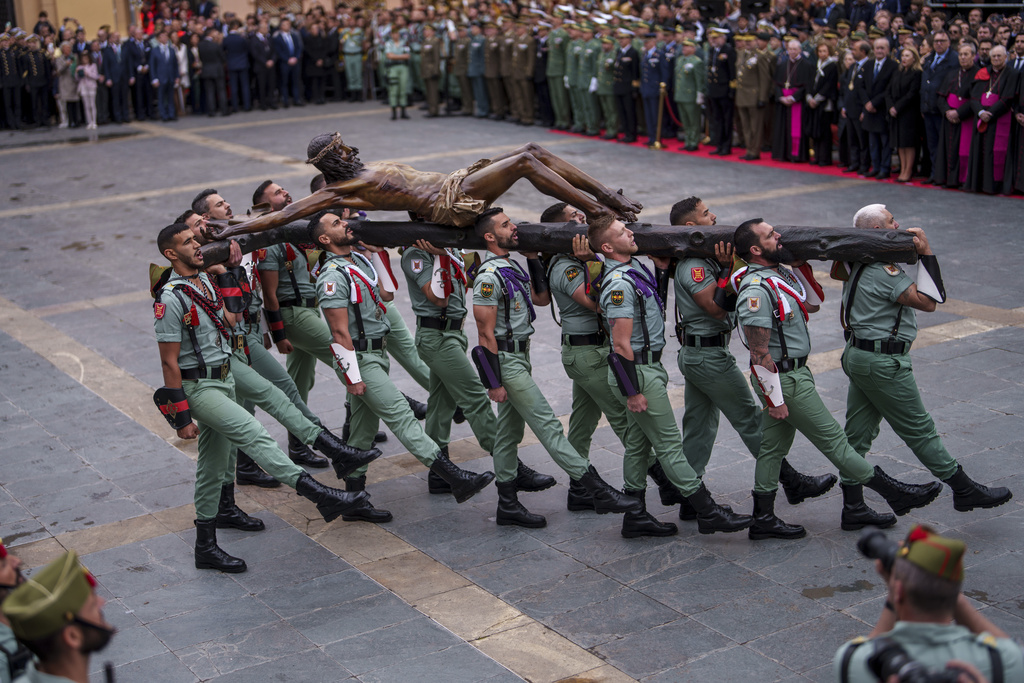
left=647, top=461, right=686, bottom=505
left=515, top=459, right=556, bottom=492
left=215, top=483, right=266, bottom=532
left=453, top=406, right=467, bottom=424
left=342, top=476, right=393, bottom=523
left=778, top=459, right=837, bottom=505
left=748, top=490, right=806, bottom=540
left=400, top=106, right=410, bottom=119
left=391, top=107, right=397, bottom=120
left=194, top=519, right=246, bottom=573
left=577, top=466, right=642, bottom=514
left=686, top=483, right=754, bottom=535
left=840, top=483, right=896, bottom=530
left=566, top=478, right=592, bottom=511
left=943, top=465, right=1012, bottom=512
left=496, top=481, right=546, bottom=528
left=621, top=489, right=678, bottom=538
left=235, top=450, right=280, bottom=488
left=343, top=401, right=387, bottom=443
left=427, top=446, right=453, bottom=494
left=313, top=429, right=382, bottom=479
left=404, top=393, right=428, bottom=420
left=288, top=432, right=329, bottom=468
left=295, top=472, right=371, bottom=523
left=428, top=449, right=494, bottom=503
left=865, top=465, right=943, bottom=516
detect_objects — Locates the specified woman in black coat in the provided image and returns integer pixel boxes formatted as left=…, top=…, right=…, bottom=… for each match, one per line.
left=806, top=42, right=840, bottom=166
left=886, top=45, right=922, bottom=182
left=836, top=49, right=857, bottom=169
left=303, top=22, right=330, bottom=104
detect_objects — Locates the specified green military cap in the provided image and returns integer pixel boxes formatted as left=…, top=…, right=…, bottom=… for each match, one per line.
left=538, top=21, right=552, bottom=28
left=674, top=25, right=685, bottom=34
left=736, top=33, right=755, bottom=41
left=824, top=31, right=838, bottom=39
left=852, top=30, right=867, bottom=39
left=681, top=39, right=697, bottom=46
left=601, top=35, right=614, bottom=44
left=898, top=524, right=966, bottom=582
left=783, top=34, right=797, bottom=42
left=756, top=31, right=773, bottom=41
left=2, top=550, right=96, bottom=642
left=868, top=26, right=884, bottom=36
left=897, top=28, right=913, bottom=35
left=836, top=19, right=851, bottom=28
left=708, top=26, right=729, bottom=36
left=0, top=33, right=9, bottom=41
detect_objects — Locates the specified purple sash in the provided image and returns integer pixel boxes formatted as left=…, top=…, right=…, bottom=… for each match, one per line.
left=784, top=88, right=802, bottom=157
left=497, top=266, right=536, bottom=322
left=948, top=93, right=972, bottom=184
left=625, top=262, right=664, bottom=312
left=980, top=91, right=1011, bottom=182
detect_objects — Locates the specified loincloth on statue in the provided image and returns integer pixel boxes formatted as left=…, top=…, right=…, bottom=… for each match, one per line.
left=429, top=158, right=493, bottom=227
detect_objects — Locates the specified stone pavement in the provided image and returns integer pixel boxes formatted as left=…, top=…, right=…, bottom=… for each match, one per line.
left=0, top=102, right=1022, bottom=683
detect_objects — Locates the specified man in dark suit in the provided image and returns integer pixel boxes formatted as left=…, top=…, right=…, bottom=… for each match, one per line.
left=857, top=37, right=896, bottom=178
left=613, top=29, right=640, bottom=143
left=148, top=30, right=179, bottom=121
left=101, top=32, right=131, bottom=123
left=920, top=31, right=956, bottom=183
left=273, top=18, right=303, bottom=107
left=249, top=21, right=277, bottom=110
left=640, top=32, right=670, bottom=147
left=533, top=23, right=552, bottom=127
left=706, top=27, right=737, bottom=155
left=125, top=26, right=151, bottom=121
left=223, top=19, right=251, bottom=112
left=841, top=40, right=871, bottom=174
left=198, top=27, right=229, bottom=116
left=815, top=0, right=847, bottom=28
left=196, top=0, right=217, bottom=19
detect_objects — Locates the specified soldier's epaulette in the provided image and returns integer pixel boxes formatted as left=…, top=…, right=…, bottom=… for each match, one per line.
left=977, top=632, right=1000, bottom=649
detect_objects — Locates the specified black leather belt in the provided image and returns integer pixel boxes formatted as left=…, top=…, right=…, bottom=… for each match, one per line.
left=181, top=361, right=231, bottom=381
left=777, top=356, right=808, bottom=373
left=850, top=336, right=910, bottom=355
left=279, top=297, right=317, bottom=309
left=636, top=349, right=663, bottom=365
left=352, top=338, right=386, bottom=352
left=496, top=339, right=530, bottom=353
left=418, top=316, right=464, bottom=331
left=562, top=333, right=605, bottom=347
left=683, top=333, right=729, bottom=348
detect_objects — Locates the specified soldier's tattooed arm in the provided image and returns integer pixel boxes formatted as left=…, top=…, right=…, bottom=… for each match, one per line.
left=744, top=325, right=777, bottom=371
left=896, top=284, right=938, bottom=313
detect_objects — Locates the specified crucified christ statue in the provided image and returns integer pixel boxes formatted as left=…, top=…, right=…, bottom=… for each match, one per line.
left=207, top=133, right=644, bottom=240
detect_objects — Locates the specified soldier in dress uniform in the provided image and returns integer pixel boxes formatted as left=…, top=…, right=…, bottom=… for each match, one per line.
left=705, top=27, right=736, bottom=155
left=673, top=39, right=705, bottom=150
left=452, top=25, right=473, bottom=116
left=484, top=23, right=506, bottom=120
left=511, top=21, right=536, bottom=126
left=639, top=32, right=668, bottom=147
left=613, top=29, right=640, bottom=143
left=420, top=23, right=443, bottom=117
left=341, top=18, right=365, bottom=102
left=596, top=35, right=620, bottom=139
left=734, top=33, right=772, bottom=160
left=546, top=13, right=572, bottom=130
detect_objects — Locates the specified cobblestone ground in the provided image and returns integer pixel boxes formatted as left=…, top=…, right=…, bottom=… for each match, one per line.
left=0, top=102, right=1021, bottom=683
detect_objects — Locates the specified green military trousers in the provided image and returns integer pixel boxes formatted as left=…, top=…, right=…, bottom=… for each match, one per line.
left=344, top=53, right=362, bottom=93
left=493, top=350, right=590, bottom=483
left=676, top=101, right=700, bottom=146
left=607, top=361, right=702, bottom=496
left=842, top=345, right=958, bottom=480
left=549, top=76, right=570, bottom=128
left=561, top=343, right=632, bottom=459
left=415, top=326, right=497, bottom=452
left=387, top=65, right=409, bottom=107
left=583, top=91, right=601, bottom=135
left=384, top=300, right=430, bottom=390
left=347, top=345, right=440, bottom=478
left=568, top=86, right=585, bottom=130
left=752, top=365, right=876, bottom=493
left=279, top=306, right=335, bottom=404
left=183, top=373, right=305, bottom=519
left=409, top=52, right=423, bottom=95
left=677, top=345, right=762, bottom=477
left=243, top=327, right=320, bottom=426
left=599, top=94, right=618, bottom=136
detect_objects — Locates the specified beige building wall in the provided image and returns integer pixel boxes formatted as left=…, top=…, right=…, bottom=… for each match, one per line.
left=14, top=0, right=135, bottom=36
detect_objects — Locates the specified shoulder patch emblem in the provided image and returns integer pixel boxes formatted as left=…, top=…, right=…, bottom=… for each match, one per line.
left=324, top=281, right=337, bottom=297
left=412, top=258, right=423, bottom=273
left=691, top=267, right=705, bottom=283
left=884, top=265, right=901, bottom=276
left=751, top=276, right=761, bottom=285
left=610, top=290, right=625, bottom=306
left=747, top=296, right=761, bottom=312
left=480, top=282, right=494, bottom=299
left=154, top=303, right=166, bottom=319
left=566, top=267, right=581, bottom=282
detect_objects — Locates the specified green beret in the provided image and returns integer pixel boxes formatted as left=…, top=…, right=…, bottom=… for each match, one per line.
left=2, top=551, right=95, bottom=642
left=899, top=525, right=965, bottom=582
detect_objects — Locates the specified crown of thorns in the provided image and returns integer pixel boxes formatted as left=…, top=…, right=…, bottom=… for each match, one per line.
left=306, top=132, right=346, bottom=165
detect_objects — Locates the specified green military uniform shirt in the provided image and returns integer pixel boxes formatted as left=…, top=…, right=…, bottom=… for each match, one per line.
left=259, top=243, right=317, bottom=303
left=1, top=619, right=34, bottom=683
left=566, top=38, right=583, bottom=85
left=420, top=35, right=442, bottom=78
left=548, top=256, right=600, bottom=336
left=842, top=262, right=918, bottom=343
left=835, top=622, right=1024, bottom=683
left=673, top=54, right=706, bottom=103
left=154, top=273, right=232, bottom=370
left=674, top=257, right=735, bottom=337
left=473, top=256, right=534, bottom=340
left=546, top=28, right=568, bottom=76
left=597, top=49, right=616, bottom=94
left=737, top=266, right=811, bottom=361
left=342, top=27, right=363, bottom=54
left=453, top=35, right=469, bottom=75
left=316, top=252, right=391, bottom=340
left=601, top=258, right=666, bottom=353
left=401, top=247, right=468, bottom=320
left=577, top=38, right=600, bottom=89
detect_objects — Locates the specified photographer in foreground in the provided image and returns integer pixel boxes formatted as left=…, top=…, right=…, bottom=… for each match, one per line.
left=835, top=525, right=1023, bottom=683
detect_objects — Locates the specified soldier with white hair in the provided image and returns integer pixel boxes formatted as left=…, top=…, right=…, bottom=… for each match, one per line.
left=837, top=204, right=1012, bottom=513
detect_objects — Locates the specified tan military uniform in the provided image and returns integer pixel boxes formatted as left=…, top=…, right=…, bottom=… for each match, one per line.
left=421, top=34, right=443, bottom=115
left=734, top=43, right=772, bottom=158
left=512, top=33, right=536, bottom=124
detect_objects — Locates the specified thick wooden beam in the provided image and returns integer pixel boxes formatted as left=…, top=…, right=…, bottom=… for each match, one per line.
left=200, top=220, right=918, bottom=266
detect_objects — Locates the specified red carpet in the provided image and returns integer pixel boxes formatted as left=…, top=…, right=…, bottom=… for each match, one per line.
left=548, top=127, right=1023, bottom=198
